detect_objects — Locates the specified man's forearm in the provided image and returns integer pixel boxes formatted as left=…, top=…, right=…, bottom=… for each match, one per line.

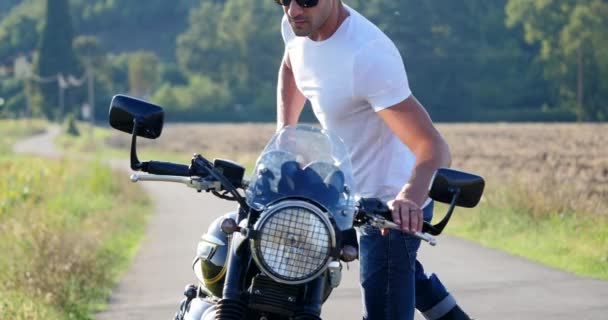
left=277, top=61, right=306, bottom=130
left=400, top=138, right=451, bottom=207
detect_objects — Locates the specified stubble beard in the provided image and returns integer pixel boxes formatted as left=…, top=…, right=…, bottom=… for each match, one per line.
left=290, top=20, right=313, bottom=37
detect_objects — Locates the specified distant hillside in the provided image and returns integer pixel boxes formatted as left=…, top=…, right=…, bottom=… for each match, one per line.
left=78, top=13, right=189, bottom=62
left=70, top=0, right=197, bottom=61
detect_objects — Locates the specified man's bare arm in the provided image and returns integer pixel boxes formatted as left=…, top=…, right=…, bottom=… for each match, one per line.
left=377, top=95, right=451, bottom=232
left=277, top=50, right=307, bottom=130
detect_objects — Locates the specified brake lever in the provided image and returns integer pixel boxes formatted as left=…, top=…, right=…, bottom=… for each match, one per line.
left=129, top=174, right=221, bottom=192
left=356, top=198, right=438, bottom=245
left=368, top=214, right=437, bottom=246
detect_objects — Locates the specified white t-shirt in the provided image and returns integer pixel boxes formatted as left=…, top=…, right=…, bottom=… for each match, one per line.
left=281, top=4, right=416, bottom=202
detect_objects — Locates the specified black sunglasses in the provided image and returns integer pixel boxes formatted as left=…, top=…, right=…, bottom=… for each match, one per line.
left=274, top=0, right=319, bottom=8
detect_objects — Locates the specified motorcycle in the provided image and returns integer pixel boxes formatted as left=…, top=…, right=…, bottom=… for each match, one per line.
left=108, top=94, right=485, bottom=320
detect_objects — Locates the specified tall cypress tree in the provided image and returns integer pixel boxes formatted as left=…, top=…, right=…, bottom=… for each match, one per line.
left=34, top=0, right=80, bottom=120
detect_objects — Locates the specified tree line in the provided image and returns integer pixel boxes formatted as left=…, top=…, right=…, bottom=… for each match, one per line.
left=0, top=0, right=606, bottom=122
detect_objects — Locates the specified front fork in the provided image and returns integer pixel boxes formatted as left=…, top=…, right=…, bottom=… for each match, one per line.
left=216, top=244, right=328, bottom=319
left=214, top=236, right=250, bottom=319
left=177, top=237, right=338, bottom=320
left=295, top=276, right=324, bottom=319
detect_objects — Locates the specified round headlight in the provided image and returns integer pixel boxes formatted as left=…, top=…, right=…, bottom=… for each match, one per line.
left=252, top=200, right=335, bottom=284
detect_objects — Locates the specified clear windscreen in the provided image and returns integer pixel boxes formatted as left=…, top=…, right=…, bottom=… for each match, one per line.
left=246, top=125, right=356, bottom=230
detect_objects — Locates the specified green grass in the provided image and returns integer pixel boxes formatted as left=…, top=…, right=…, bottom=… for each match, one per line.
left=444, top=179, right=608, bottom=280
left=0, top=120, right=151, bottom=319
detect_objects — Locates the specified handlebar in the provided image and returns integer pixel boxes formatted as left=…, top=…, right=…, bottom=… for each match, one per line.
left=365, top=215, right=437, bottom=246
left=142, top=161, right=191, bottom=176
left=132, top=154, right=249, bottom=208
left=131, top=165, right=438, bottom=245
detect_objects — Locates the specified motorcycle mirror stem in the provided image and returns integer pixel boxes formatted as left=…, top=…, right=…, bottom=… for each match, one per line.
left=130, top=117, right=145, bottom=171
left=423, top=187, right=461, bottom=236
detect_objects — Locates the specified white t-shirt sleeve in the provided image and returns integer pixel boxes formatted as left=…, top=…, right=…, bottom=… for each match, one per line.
left=353, top=39, right=412, bottom=112
left=281, top=14, right=294, bottom=45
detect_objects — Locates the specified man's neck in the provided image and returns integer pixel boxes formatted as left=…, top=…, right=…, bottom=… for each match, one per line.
left=309, top=3, right=349, bottom=41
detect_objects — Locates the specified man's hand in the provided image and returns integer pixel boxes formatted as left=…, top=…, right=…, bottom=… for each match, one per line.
left=382, top=196, right=423, bottom=237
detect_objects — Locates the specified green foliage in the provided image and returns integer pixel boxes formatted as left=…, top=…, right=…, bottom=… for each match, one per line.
left=33, top=0, right=81, bottom=120
left=0, top=1, right=43, bottom=62
left=151, top=75, right=231, bottom=116
left=171, top=0, right=282, bottom=119
left=352, top=0, right=553, bottom=120
left=64, top=113, right=80, bottom=136
left=101, top=54, right=130, bottom=94
left=0, top=0, right=22, bottom=19
left=468, top=107, right=576, bottom=122
left=1, top=0, right=607, bottom=121
left=73, top=35, right=105, bottom=68
left=69, top=0, right=197, bottom=61
left=506, top=0, right=608, bottom=121
left=160, top=63, right=188, bottom=86
left=0, top=76, right=25, bottom=118
left=0, top=290, right=64, bottom=320
left=127, top=51, right=160, bottom=98
left=0, top=0, right=198, bottom=65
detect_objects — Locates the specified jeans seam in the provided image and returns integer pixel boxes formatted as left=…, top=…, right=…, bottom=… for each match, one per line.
left=386, top=230, right=391, bottom=318
left=402, top=234, right=418, bottom=272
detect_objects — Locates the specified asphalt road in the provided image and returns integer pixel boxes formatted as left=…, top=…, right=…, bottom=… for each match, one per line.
left=14, top=128, right=608, bottom=320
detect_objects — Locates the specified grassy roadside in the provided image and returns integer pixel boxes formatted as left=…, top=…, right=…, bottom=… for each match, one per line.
left=0, top=119, right=151, bottom=319
left=444, top=176, right=608, bottom=280
left=0, top=119, right=47, bottom=155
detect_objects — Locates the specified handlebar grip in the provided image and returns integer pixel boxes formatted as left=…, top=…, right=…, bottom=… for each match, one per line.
left=379, top=206, right=436, bottom=234
left=143, top=161, right=190, bottom=176
left=358, top=198, right=437, bottom=234
left=376, top=205, right=434, bottom=233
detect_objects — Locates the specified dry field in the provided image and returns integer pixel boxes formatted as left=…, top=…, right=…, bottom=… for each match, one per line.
left=439, top=123, right=607, bottom=217
left=107, top=122, right=608, bottom=216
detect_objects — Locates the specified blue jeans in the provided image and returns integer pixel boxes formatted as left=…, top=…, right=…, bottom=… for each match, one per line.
left=358, top=202, right=456, bottom=320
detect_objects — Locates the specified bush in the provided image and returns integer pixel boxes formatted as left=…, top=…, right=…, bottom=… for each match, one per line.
left=64, top=113, right=80, bottom=136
